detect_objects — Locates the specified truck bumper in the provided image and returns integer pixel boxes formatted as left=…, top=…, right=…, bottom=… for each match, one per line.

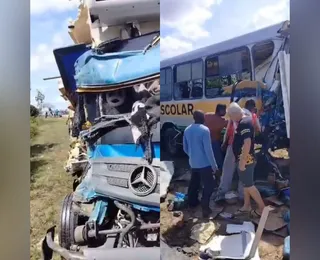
left=42, top=226, right=160, bottom=260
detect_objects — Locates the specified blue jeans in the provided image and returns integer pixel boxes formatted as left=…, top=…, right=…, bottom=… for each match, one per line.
left=212, top=140, right=223, bottom=170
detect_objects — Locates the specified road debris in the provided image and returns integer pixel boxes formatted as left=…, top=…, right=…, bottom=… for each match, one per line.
left=190, top=222, right=220, bottom=244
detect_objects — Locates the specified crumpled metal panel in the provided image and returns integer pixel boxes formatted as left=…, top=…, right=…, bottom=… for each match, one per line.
left=74, top=44, right=159, bottom=88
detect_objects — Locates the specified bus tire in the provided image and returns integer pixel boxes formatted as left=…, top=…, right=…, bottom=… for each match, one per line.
left=164, top=127, right=180, bottom=157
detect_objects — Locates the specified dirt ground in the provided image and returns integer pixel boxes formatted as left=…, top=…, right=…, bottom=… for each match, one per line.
left=30, top=118, right=73, bottom=260
left=160, top=157, right=286, bottom=260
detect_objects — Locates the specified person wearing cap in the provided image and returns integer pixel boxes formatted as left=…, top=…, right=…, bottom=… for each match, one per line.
left=183, top=110, right=218, bottom=218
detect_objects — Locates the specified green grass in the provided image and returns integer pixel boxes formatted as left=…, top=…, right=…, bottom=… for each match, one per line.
left=30, top=118, right=73, bottom=260
left=30, top=117, right=39, bottom=140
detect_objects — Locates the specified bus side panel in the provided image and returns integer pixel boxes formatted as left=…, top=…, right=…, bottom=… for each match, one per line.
left=160, top=96, right=262, bottom=131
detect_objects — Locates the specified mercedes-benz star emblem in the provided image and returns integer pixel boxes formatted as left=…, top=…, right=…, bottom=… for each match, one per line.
left=128, top=165, right=157, bottom=196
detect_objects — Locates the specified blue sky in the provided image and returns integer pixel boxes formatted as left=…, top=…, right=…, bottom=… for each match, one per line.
left=30, top=0, right=78, bottom=109
left=31, top=0, right=289, bottom=108
left=161, top=0, right=289, bottom=59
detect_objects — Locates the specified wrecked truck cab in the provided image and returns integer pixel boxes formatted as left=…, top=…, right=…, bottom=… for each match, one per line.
left=42, top=34, right=173, bottom=260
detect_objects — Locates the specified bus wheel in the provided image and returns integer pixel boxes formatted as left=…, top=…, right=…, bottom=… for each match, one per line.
left=164, top=127, right=180, bottom=157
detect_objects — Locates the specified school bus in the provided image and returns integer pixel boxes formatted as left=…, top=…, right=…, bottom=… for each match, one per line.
left=160, top=21, right=290, bottom=156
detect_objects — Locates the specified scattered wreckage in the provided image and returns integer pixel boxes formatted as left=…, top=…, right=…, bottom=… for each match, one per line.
left=160, top=21, right=290, bottom=260
left=42, top=34, right=174, bottom=260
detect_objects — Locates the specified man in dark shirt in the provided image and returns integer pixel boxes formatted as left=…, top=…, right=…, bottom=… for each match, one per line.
left=227, top=102, right=265, bottom=217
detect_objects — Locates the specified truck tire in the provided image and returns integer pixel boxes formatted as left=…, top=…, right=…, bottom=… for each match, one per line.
left=59, top=193, right=78, bottom=251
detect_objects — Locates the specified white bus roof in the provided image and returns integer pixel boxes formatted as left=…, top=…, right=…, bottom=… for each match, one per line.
left=161, top=21, right=288, bottom=68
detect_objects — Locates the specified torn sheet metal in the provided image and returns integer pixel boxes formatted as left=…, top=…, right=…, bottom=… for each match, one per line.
left=89, top=200, right=108, bottom=225
left=160, top=161, right=174, bottom=198
left=73, top=166, right=98, bottom=203
left=278, top=51, right=290, bottom=138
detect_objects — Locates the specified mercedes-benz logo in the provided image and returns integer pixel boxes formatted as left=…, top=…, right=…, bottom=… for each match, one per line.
left=128, top=165, right=157, bottom=196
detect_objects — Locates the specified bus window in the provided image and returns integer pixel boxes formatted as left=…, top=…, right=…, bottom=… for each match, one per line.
left=205, top=48, right=251, bottom=98
left=160, top=68, right=172, bottom=101
left=174, top=63, right=191, bottom=100
left=191, top=60, right=203, bottom=98
left=160, top=69, right=166, bottom=85
left=166, top=68, right=172, bottom=85
left=252, top=40, right=275, bottom=80
left=174, top=60, right=203, bottom=100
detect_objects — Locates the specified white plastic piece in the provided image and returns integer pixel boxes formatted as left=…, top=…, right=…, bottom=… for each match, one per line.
left=159, top=161, right=174, bottom=198
left=85, top=0, right=160, bottom=27
left=199, top=206, right=273, bottom=259
left=226, top=222, right=255, bottom=234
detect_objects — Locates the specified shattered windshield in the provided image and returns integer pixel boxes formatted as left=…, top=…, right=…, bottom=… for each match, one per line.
left=72, top=32, right=160, bottom=150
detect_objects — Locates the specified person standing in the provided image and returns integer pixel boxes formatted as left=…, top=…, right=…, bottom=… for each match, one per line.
left=204, top=104, right=228, bottom=170
left=216, top=100, right=261, bottom=203
left=215, top=117, right=242, bottom=203
left=243, top=99, right=261, bottom=133
left=183, top=110, right=218, bottom=218
left=66, top=106, right=75, bottom=136
left=227, top=102, right=265, bottom=217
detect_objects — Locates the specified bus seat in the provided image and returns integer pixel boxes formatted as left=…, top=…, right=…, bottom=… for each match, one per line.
left=222, top=80, right=267, bottom=95
left=191, top=86, right=203, bottom=98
